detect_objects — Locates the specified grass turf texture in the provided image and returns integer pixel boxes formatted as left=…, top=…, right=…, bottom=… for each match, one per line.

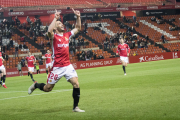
left=0, top=58, right=180, bottom=120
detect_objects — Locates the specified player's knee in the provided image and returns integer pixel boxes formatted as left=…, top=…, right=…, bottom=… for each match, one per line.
left=73, top=82, right=79, bottom=88
left=44, top=86, right=53, bottom=92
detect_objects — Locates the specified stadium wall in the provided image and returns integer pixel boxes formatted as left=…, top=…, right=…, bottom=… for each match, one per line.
left=6, top=51, right=180, bottom=77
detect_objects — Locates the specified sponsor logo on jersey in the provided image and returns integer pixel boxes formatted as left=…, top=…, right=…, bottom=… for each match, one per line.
left=65, top=37, right=68, bottom=41
left=58, top=44, right=69, bottom=48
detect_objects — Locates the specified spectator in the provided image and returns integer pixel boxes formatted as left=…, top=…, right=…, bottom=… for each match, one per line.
left=64, top=21, right=69, bottom=31
left=17, top=62, right=23, bottom=76
left=15, top=16, right=20, bottom=25
left=141, top=39, right=145, bottom=48
left=144, top=40, right=148, bottom=48
left=69, top=46, right=74, bottom=55
left=21, top=57, right=25, bottom=67
left=33, top=36, right=37, bottom=42
left=2, top=52, right=5, bottom=59
left=15, top=44, right=19, bottom=57
left=161, top=34, right=165, bottom=42
left=98, top=54, right=104, bottom=59
left=21, top=36, right=25, bottom=42
left=10, top=38, right=13, bottom=48
left=93, top=53, right=97, bottom=60
left=47, top=41, right=51, bottom=47
left=135, top=21, right=139, bottom=27
left=23, top=43, right=28, bottom=49
left=2, top=45, right=5, bottom=53
left=133, top=52, right=137, bottom=56
left=26, top=16, right=31, bottom=25
left=84, top=22, right=87, bottom=33
left=19, top=44, right=23, bottom=49
left=6, top=54, right=9, bottom=61
left=123, top=16, right=126, bottom=22
left=137, top=39, right=141, bottom=48
left=35, top=63, right=40, bottom=74
left=145, top=35, right=149, bottom=41
left=151, top=17, right=156, bottom=21
left=133, top=15, right=136, bottom=22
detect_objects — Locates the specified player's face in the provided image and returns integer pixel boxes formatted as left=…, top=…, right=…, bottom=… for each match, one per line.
left=120, top=39, right=124, bottom=44
left=56, top=21, right=65, bottom=32
left=28, top=52, right=31, bottom=56
left=47, top=50, right=50, bottom=53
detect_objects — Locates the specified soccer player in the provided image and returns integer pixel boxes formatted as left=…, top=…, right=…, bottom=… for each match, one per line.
left=0, top=47, right=7, bottom=88
left=28, top=9, right=85, bottom=112
left=44, top=49, right=52, bottom=76
left=116, top=38, right=130, bottom=75
left=25, top=51, right=36, bottom=82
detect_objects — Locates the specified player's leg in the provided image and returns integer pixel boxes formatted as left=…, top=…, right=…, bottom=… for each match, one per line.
left=46, top=64, right=49, bottom=75
left=28, top=67, right=60, bottom=94
left=19, top=70, right=21, bottom=76
left=65, top=64, right=85, bottom=112
left=121, top=60, right=126, bottom=75
left=121, top=57, right=128, bottom=75
left=120, top=57, right=126, bottom=75
left=29, top=67, right=35, bottom=82
left=2, top=68, right=7, bottom=88
left=0, top=72, right=3, bottom=86
left=21, top=70, right=23, bottom=76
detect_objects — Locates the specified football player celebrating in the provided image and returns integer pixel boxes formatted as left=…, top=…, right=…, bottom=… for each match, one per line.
left=28, top=9, right=85, bottom=112
left=25, top=51, right=36, bottom=82
left=116, top=37, right=130, bottom=75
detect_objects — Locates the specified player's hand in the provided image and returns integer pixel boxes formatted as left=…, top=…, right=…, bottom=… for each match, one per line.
left=55, top=9, right=61, bottom=19
left=127, top=53, right=129, bottom=56
left=72, top=8, right=80, bottom=17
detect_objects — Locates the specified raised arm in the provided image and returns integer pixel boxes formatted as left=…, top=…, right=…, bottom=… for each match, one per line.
left=72, top=8, right=81, bottom=35
left=47, top=10, right=61, bottom=39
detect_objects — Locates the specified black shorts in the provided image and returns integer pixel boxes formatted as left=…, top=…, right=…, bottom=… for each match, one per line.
left=18, top=69, right=22, bottom=72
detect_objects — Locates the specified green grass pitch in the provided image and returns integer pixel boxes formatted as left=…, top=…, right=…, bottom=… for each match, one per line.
left=0, top=58, right=180, bottom=120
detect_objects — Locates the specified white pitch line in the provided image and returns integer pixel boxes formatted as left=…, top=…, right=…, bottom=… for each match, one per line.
left=0, top=91, right=28, bottom=93
left=0, top=89, right=71, bottom=94
left=0, top=89, right=72, bottom=101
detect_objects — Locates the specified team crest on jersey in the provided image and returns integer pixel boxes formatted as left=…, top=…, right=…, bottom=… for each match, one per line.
left=59, top=39, right=61, bottom=42
left=65, top=37, right=68, bottom=41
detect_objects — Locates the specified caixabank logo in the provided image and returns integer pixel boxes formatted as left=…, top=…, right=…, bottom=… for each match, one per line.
left=172, top=52, right=178, bottom=59
left=139, top=55, right=164, bottom=62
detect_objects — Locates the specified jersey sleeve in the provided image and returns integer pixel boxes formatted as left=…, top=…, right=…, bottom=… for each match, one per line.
left=127, top=44, right=130, bottom=53
left=65, top=31, right=74, bottom=39
left=45, top=54, right=47, bottom=58
left=116, top=45, right=120, bottom=54
left=33, top=56, right=36, bottom=60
